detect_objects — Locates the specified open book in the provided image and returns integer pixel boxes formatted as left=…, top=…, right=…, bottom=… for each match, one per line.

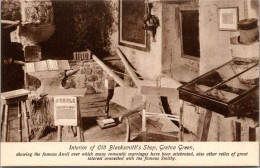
left=25, top=60, right=70, bottom=72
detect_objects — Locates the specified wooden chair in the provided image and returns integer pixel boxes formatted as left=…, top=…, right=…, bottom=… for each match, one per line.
left=118, top=85, right=179, bottom=142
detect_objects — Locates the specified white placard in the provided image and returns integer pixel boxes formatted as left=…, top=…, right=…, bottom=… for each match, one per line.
left=54, top=96, right=78, bottom=126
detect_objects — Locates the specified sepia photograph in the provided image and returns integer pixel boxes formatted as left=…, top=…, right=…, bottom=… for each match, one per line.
left=0, top=0, right=259, bottom=166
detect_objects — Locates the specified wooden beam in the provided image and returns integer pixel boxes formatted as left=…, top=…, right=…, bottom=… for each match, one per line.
left=116, top=48, right=141, bottom=88
left=200, top=110, right=213, bottom=141
left=1, top=20, right=20, bottom=25
left=92, top=55, right=129, bottom=87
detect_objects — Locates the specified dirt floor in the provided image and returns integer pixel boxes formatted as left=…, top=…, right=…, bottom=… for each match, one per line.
left=3, top=93, right=180, bottom=142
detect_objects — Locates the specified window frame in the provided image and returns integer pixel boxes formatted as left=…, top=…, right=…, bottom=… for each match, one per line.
left=179, top=9, right=200, bottom=61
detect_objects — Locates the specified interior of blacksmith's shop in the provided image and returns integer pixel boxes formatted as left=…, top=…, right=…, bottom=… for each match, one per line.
left=1, top=0, right=259, bottom=142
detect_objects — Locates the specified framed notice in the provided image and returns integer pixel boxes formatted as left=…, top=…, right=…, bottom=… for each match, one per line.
left=218, top=7, right=239, bottom=31
left=54, top=96, right=78, bottom=126
left=119, top=0, right=150, bottom=51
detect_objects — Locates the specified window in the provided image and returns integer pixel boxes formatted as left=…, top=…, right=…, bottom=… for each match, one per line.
left=180, top=10, right=200, bottom=59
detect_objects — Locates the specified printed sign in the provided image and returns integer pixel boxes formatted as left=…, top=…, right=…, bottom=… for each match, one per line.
left=54, top=96, right=78, bottom=126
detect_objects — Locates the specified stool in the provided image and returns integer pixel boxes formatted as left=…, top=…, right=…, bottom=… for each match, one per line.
left=1, top=89, right=31, bottom=142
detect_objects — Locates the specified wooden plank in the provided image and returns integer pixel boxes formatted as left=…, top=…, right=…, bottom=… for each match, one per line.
left=92, top=55, right=129, bottom=87
left=22, top=101, right=30, bottom=142
left=18, top=102, right=22, bottom=142
left=1, top=95, right=28, bottom=105
left=102, top=56, right=120, bottom=61
left=140, top=85, right=178, bottom=97
left=200, top=110, right=213, bottom=141
left=117, top=48, right=141, bottom=88
left=1, top=89, right=30, bottom=100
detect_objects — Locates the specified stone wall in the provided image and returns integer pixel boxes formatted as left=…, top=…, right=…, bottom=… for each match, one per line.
left=66, top=60, right=106, bottom=94
left=1, top=0, right=21, bottom=20
left=26, top=59, right=125, bottom=94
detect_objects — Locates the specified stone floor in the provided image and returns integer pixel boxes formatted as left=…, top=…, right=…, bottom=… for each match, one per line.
left=2, top=93, right=179, bottom=142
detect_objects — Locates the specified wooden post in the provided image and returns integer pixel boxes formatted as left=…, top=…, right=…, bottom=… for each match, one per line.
left=1, top=104, right=4, bottom=134
left=22, top=101, right=30, bottom=142
left=125, top=117, right=130, bottom=142
left=179, top=100, right=184, bottom=142
left=4, top=104, right=9, bottom=142
left=57, top=126, right=62, bottom=142
left=200, top=109, right=212, bottom=141
left=18, top=102, right=22, bottom=142
left=76, top=98, right=83, bottom=142
left=78, top=98, right=84, bottom=142
left=235, top=122, right=241, bottom=141
left=141, top=95, right=147, bottom=132
left=71, top=126, right=77, bottom=137
left=25, top=100, right=32, bottom=134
